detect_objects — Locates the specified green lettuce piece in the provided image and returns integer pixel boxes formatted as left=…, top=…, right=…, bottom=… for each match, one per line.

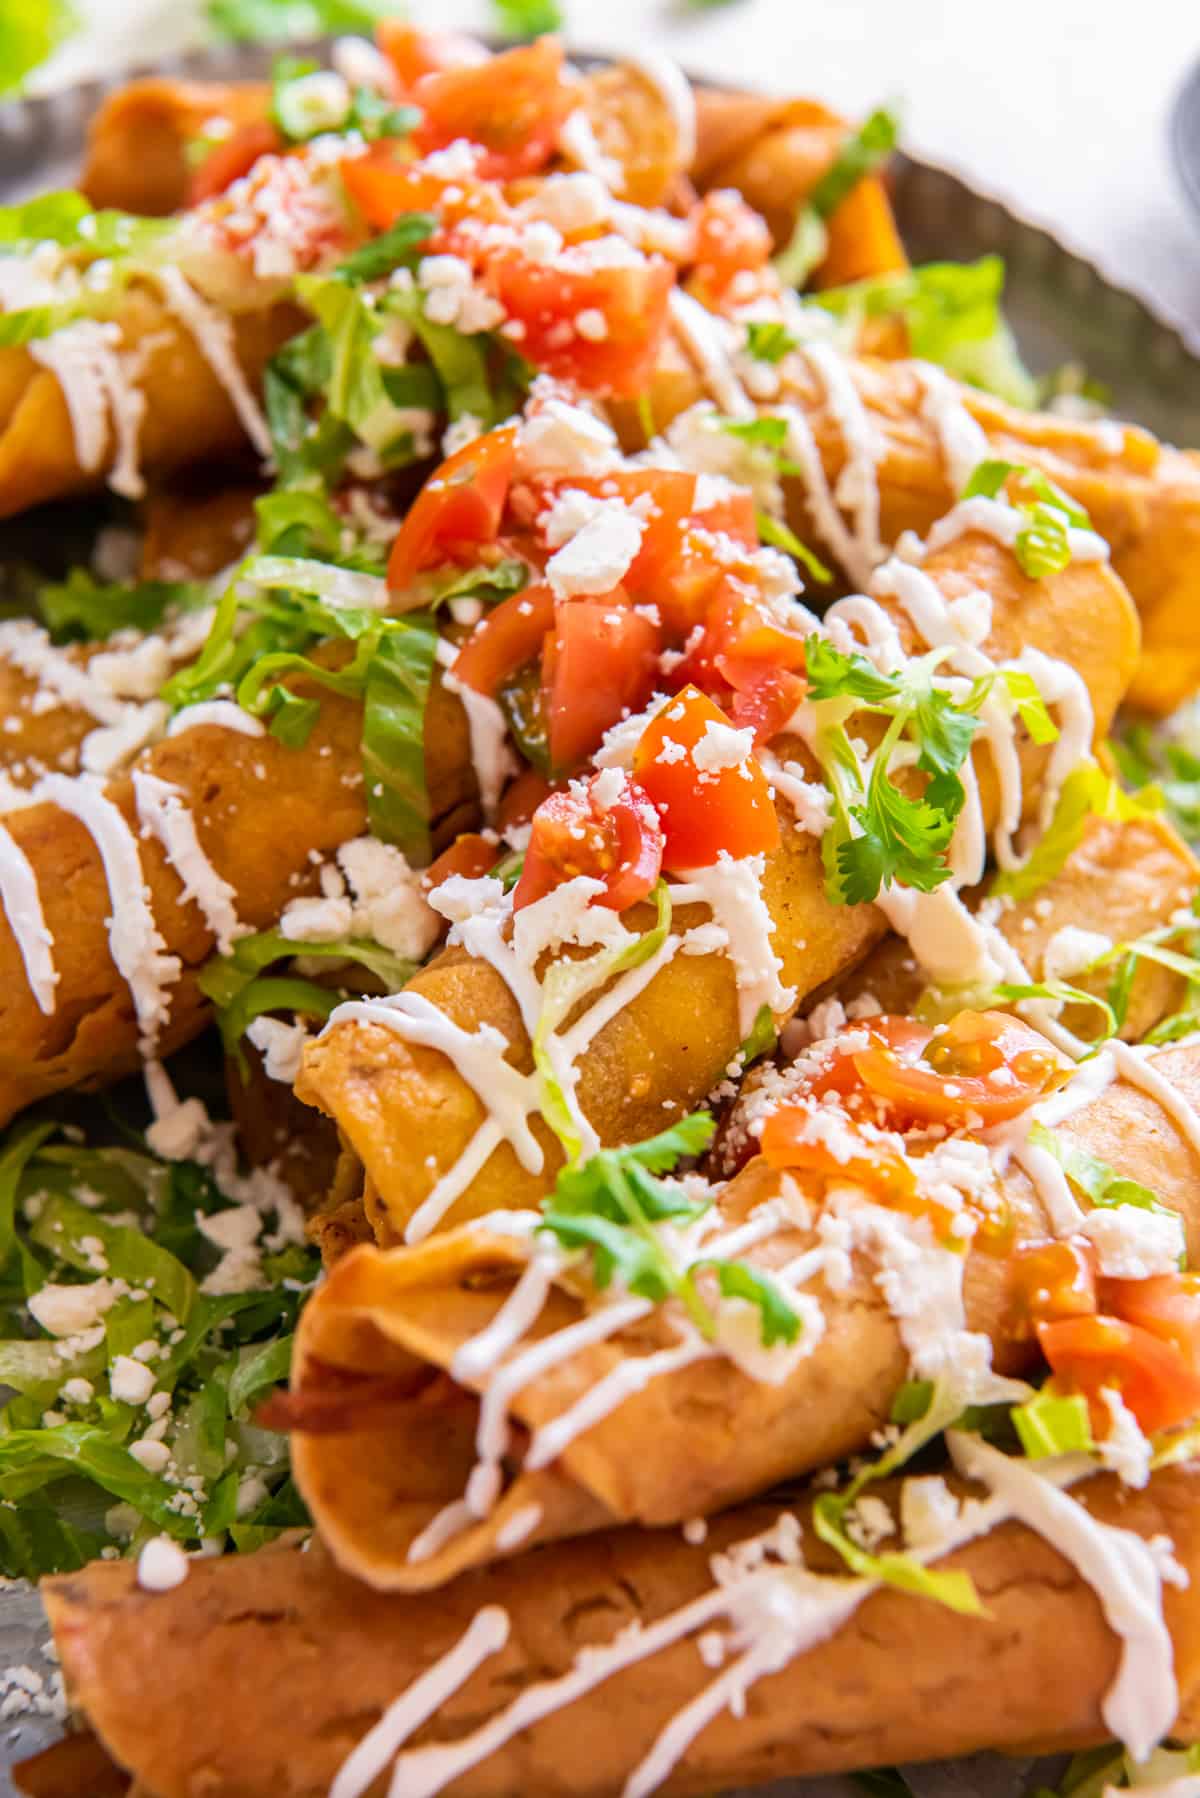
left=37, top=569, right=209, bottom=643
left=0, top=190, right=89, bottom=244
left=296, top=274, right=427, bottom=460
left=991, top=765, right=1150, bottom=902
left=1012, top=1390, right=1094, bottom=1459
left=199, top=928, right=415, bottom=1010
left=812, top=1491, right=983, bottom=1615
left=811, top=257, right=1038, bottom=407
left=1028, top=1122, right=1180, bottom=1233
left=0, top=1121, right=57, bottom=1273
left=29, top=1193, right=197, bottom=1321
left=362, top=620, right=438, bottom=861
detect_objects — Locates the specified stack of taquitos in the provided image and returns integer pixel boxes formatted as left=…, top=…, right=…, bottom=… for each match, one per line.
left=297, top=529, right=1138, bottom=1241
left=287, top=1034, right=1200, bottom=1589
left=28, top=1457, right=1200, bottom=1798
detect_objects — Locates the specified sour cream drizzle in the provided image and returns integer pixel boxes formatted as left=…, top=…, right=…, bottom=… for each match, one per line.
left=337, top=1451, right=1168, bottom=1798
left=0, top=820, right=58, bottom=1014
left=132, top=771, right=246, bottom=956
left=35, top=773, right=179, bottom=1052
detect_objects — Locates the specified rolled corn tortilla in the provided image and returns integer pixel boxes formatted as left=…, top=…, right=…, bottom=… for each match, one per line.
left=689, top=87, right=908, bottom=284
left=33, top=1460, right=1200, bottom=1798
left=287, top=1036, right=1200, bottom=1590
left=635, top=347, right=1200, bottom=713
left=0, top=663, right=474, bottom=1124
left=0, top=286, right=299, bottom=520
left=81, top=77, right=273, bottom=216
left=837, top=809, right=1200, bottom=1045
left=297, top=532, right=1139, bottom=1243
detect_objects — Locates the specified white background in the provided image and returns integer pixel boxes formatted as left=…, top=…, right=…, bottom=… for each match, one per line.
left=33, top=0, right=1200, bottom=335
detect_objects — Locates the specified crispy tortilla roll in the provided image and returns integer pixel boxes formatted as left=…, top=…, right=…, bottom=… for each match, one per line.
left=0, top=667, right=473, bottom=1124
left=81, top=78, right=273, bottom=216
left=0, top=287, right=298, bottom=519
left=841, top=810, right=1200, bottom=1043
left=139, top=484, right=260, bottom=581
left=288, top=1038, right=1200, bottom=1589
left=298, top=536, right=1138, bottom=1242
left=36, top=1462, right=1200, bottom=1798
left=690, top=88, right=907, bottom=282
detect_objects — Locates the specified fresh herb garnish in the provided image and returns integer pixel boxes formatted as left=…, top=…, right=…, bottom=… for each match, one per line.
left=539, top=1113, right=802, bottom=1348
left=744, top=320, right=798, bottom=365
left=803, top=634, right=998, bottom=905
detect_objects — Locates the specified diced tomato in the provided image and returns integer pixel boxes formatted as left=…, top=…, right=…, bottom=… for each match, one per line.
left=633, top=684, right=779, bottom=870
left=452, top=580, right=556, bottom=697
left=421, top=832, right=498, bottom=893
left=486, top=247, right=675, bottom=396
left=188, top=119, right=282, bottom=205
left=677, top=582, right=808, bottom=694
left=512, top=771, right=664, bottom=913
left=760, top=1104, right=918, bottom=1208
left=693, top=484, right=758, bottom=547
left=411, top=39, right=575, bottom=181
left=1105, top=1273, right=1200, bottom=1363
left=721, top=659, right=807, bottom=745
left=534, top=469, right=699, bottom=601
left=688, top=188, right=775, bottom=309
left=543, top=595, right=659, bottom=772
left=497, top=765, right=558, bottom=833
left=376, top=21, right=487, bottom=95
left=339, top=148, right=508, bottom=241
left=1009, top=1236, right=1098, bottom=1337
left=1039, top=1314, right=1200, bottom=1436
left=387, top=426, right=517, bottom=593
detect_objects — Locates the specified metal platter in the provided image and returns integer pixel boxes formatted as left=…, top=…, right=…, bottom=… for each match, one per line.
left=1, top=39, right=1197, bottom=1798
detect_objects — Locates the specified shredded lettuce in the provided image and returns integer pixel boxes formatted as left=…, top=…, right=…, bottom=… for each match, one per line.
left=811, top=257, right=1038, bottom=407
left=0, top=1115, right=318, bottom=1575
left=990, top=765, right=1151, bottom=902
left=37, top=569, right=210, bottom=643
left=198, top=928, right=416, bottom=1064
left=1027, top=1122, right=1180, bottom=1236
left=1011, top=1390, right=1094, bottom=1459
left=962, top=458, right=1094, bottom=580
left=774, top=106, right=899, bottom=289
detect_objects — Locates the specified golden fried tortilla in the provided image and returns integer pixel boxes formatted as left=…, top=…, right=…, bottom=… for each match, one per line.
left=297, top=532, right=1138, bottom=1243
left=37, top=1463, right=1200, bottom=1798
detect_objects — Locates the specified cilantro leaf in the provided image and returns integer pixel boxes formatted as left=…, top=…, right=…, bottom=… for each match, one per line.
left=706, top=1261, right=801, bottom=1346
left=803, top=634, right=899, bottom=705
left=910, top=681, right=979, bottom=779
left=809, top=106, right=900, bottom=220
left=839, top=760, right=956, bottom=904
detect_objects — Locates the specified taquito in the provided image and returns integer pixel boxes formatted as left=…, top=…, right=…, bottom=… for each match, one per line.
left=838, top=808, right=1200, bottom=1045
left=297, top=532, right=1138, bottom=1242
left=35, top=1461, right=1200, bottom=1798
left=0, top=665, right=474, bottom=1123
left=81, top=77, right=272, bottom=216
left=288, top=1035, right=1200, bottom=1589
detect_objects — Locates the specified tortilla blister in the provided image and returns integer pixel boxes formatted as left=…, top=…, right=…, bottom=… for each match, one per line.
left=0, top=41, right=1197, bottom=1798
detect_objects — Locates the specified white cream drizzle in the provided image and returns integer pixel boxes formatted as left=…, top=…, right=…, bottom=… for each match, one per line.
left=668, top=291, right=755, bottom=422
left=920, top=493, right=1110, bottom=565
left=438, top=647, right=519, bottom=822
left=153, top=266, right=273, bottom=460
left=165, top=700, right=266, bottom=739
left=35, top=773, right=180, bottom=1053
left=132, top=771, right=246, bottom=956
left=911, top=361, right=989, bottom=494
left=338, top=1450, right=1169, bottom=1798
left=0, top=819, right=57, bottom=1015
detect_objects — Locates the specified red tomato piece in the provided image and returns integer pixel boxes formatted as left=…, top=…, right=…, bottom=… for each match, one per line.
left=1009, top=1236, right=1098, bottom=1337
left=1039, top=1314, right=1200, bottom=1436
left=387, top=426, right=517, bottom=593
left=420, top=832, right=498, bottom=893
left=633, top=684, right=779, bottom=870
left=452, top=581, right=556, bottom=697
left=543, top=595, right=659, bottom=772
left=759, top=1104, right=918, bottom=1208
left=721, top=659, right=807, bottom=745
left=188, top=120, right=283, bottom=205
left=497, top=765, right=559, bottom=834
left=339, top=149, right=508, bottom=242
left=535, top=469, right=699, bottom=600
left=376, top=22, right=487, bottom=95
left=1106, top=1273, right=1200, bottom=1363
left=486, top=247, right=675, bottom=396
left=692, top=484, right=758, bottom=547
left=851, top=1010, right=1070, bottom=1129
left=689, top=188, right=776, bottom=309
left=411, top=39, right=575, bottom=180
left=512, top=771, right=664, bottom=913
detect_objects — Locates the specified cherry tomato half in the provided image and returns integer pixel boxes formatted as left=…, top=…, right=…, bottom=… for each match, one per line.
left=1039, top=1313, right=1200, bottom=1437
left=512, top=771, right=664, bottom=913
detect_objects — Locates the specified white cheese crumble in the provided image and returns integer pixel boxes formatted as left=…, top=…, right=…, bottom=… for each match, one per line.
left=1041, top=926, right=1113, bottom=983
left=246, top=1015, right=309, bottom=1085
left=136, top=1536, right=190, bottom=1592
left=516, top=390, right=621, bottom=479
left=110, top=1355, right=156, bottom=1406
left=418, top=254, right=505, bottom=335
left=545, top=503, right=645, bottom=599
left=691, top=719, right=754, bottom=775
left=28, top=1280, right=119, bottom=1337
left=1080, top=1205, right=1186, bottom=1280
